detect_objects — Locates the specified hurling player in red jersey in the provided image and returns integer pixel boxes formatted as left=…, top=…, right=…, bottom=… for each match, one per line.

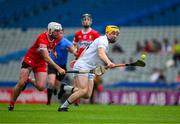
left=73, top=13, right=100, bottom=60
left=8, top=22, right=65, bottom=111
left=71, top=13, right=100, bottom=106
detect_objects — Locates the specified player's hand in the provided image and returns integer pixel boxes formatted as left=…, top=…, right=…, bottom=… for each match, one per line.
left=107, top=62, right=115, bottom=68
left=57, top=67, right=65, bottom=75
left=52, top=51, right=57, bottom=58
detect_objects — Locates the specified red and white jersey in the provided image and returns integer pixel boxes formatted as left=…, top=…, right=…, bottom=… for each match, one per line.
left=24, top=32, right=60, bottom=62
left=73, top=28, right=100, bottom=59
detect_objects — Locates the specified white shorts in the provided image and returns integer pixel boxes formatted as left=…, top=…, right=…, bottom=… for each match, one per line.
left=73, top=61, right=95, bottom=80
left=73, top=73, right=95, bottom=80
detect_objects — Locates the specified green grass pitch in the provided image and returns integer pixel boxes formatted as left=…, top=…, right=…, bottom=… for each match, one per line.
left=0, top=103, right=180, bottom=124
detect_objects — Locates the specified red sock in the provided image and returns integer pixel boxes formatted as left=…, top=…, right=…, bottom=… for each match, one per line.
left=9, top=101, right=15, bottom=106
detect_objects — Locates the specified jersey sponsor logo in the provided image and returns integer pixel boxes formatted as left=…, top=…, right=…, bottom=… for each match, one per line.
left=77, top=41, right=93, bottom=48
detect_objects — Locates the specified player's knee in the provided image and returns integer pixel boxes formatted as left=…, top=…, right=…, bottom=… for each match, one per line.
left=84, top=93, right=91, bottom=99
left=82, top=89, right=90, bottom=99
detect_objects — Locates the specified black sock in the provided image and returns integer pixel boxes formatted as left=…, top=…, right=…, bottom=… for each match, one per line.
left=71, top=87, right=74, bottom=93
left=67, top=100, right=72, bottom=104
left=47, top=88, right=53, bottom=104
left=53, top=88, right=57, bottom=95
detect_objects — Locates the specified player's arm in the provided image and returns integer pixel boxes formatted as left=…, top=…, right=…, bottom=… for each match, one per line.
left=68, top=45, right=77, bottom=56
left=72, top=33, right=79, bottom=57
left=73, top=43, right=78, bottom=50
left=52, top=49, right=57, bottom=58
left=40, top=48, right=65, bottom=74
left=98, top=47, right=115, bottom=68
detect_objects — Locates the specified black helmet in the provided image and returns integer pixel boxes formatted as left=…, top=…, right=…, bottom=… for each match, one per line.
left=81, top=13, right=92, bottom=20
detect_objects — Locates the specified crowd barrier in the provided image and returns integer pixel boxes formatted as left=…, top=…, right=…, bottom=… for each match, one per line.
left=0, top=81, right=179, bottom=105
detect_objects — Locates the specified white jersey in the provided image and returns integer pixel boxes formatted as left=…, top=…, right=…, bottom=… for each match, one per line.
left=73, top=35, right=109, bottom=70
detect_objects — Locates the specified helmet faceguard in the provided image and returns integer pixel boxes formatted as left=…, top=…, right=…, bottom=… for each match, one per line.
left=48, top=22, right=62, bottom=38
left=81, top=13, right=92, bottom=28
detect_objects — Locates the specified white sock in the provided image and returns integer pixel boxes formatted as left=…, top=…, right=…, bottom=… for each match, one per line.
left=64, top=85, right=73, bottom=94
left=61, top=100, right=71, bottom=108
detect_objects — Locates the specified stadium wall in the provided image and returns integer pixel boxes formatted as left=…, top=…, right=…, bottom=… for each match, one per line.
left=96, top=90, right=180, bottom=105
left=1, top=82, right=180, bottom=105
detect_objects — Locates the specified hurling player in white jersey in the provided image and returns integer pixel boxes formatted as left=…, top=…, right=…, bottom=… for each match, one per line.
left=74, top=35, right=110, bottom=70
left=58, top=25, right=120, bottom=112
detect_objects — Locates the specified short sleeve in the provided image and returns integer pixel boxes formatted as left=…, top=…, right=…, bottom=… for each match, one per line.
left=73, top=32, right=78, bottom=45
left=65, top=38, right=73, bottom=48
left=38, top=34, right=48, bottom=50
left=97, top=38, right=107, bottom=49
left=94, top=32, right=100, bottom=39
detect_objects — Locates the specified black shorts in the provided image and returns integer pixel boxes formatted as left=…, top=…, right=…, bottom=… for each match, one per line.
left=48, top=64, right=67, bottom=81
left=21, top=61, right=31, bottom=68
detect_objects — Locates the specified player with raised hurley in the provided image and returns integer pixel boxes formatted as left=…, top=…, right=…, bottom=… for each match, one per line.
left=58, top=25, right=120, bottom=112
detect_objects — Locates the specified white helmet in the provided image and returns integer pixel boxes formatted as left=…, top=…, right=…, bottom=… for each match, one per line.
left=48, top=22, right=62, bottom=35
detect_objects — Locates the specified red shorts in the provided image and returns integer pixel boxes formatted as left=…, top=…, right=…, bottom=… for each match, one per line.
left=23, top=56, right=47, bottom=72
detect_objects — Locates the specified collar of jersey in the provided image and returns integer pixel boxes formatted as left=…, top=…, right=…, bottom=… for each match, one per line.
left=81, top=28, right=92, bottom=34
